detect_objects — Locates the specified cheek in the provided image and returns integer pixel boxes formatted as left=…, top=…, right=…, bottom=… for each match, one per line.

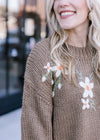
left=80, top=8, right=89, bottom=20
left=77, top=1, right=89, bottom=19
left=74, top=0, right=88, bottom=11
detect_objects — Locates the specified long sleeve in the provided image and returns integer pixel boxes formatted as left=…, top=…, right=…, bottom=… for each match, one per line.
left=21, top=39, right=53, bottom=140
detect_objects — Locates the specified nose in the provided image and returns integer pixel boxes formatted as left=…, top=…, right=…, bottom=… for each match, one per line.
left=58, top=0, right=70, bottom=8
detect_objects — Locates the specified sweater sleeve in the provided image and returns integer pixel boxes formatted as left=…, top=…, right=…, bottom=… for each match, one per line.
left=21, top=43, right=53, bottom=140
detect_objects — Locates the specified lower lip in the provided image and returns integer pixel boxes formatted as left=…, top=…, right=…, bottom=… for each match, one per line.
left=60, top=13, right=75, bottom=19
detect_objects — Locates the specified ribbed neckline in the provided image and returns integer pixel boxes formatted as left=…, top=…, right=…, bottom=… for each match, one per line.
left=63, top=41, right=96, bottom=60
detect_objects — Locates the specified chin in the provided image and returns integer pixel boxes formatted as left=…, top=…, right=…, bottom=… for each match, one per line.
left=60, top=25, right=74, bottom=30
left=59, top=22, right=74, bottom=30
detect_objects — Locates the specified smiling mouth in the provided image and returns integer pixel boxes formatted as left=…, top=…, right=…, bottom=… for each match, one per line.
left=60, top=11, right=76, bottom=19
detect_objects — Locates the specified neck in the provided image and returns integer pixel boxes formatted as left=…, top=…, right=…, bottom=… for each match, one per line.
left=66, top=20, right=89, bottom=48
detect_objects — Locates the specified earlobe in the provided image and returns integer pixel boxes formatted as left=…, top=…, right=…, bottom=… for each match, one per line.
left=88, top=11, right=91, bottom=21
left=88, top=12, right=92, bottom=26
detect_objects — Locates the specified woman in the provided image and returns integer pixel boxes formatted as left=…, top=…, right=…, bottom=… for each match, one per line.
left=21, top=0, right=100, bottom=139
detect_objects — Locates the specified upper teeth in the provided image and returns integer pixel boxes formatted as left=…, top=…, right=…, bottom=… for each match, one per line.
left=61, top=12, right=75, bottom=16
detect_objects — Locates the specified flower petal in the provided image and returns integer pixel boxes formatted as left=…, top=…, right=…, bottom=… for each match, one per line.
left=52, top=91, right=55, bottom=97
left=82, top=105, right=86, bottom=110
left=48, top=69, right=51, bottom=73
left=58, top=83, right=62, bottom=89
left=89, top=90, right=93, bottom=98
left=87, top=104, right=90, bottom=109
left=44, top=66, right=47, bottom=69
left=81, top=98, right=85, bottom=104
left=79, top=82, right=86, bottom=88
left=83, top=90, right=89, bottom=98
left=86, top=99, right=89, bottom=103
left=42, top=76, right=46, bottom=82
left=47, top=63, right=50, bottom=67
left=51, top=80, right=54, bottom=85
left=56, top=70, right=61, bottom=77
left=85, top=77, right=90, bottom=85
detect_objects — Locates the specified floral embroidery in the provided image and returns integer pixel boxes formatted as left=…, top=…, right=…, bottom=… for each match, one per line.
left=42, top=63, right=96, bottom=110
left=44, top=62, right=52, bottom=73
left=42, top=76, right=47, bottom=82
left=76, top=69, right=96, bottom=111
left=42, top=62, right=63, bottom=97
left=81, top=98, right=90, bottom=110
left=42, top=63, right=52, bottom=82
left=52, top=64, right=63, bottom=77
left=79, top=77, right=94, bottom=98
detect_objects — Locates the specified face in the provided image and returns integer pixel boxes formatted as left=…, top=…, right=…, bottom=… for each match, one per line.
left=53, top=0, right=89, bottom=30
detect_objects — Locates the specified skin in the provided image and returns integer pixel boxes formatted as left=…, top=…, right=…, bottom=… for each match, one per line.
left=53, top=0, right=89, bottom=48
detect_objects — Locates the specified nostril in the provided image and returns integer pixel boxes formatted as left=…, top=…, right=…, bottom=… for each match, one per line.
left=60, top=5, right=69, bottom=8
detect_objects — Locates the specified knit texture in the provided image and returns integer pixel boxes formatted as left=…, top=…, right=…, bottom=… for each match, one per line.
left=21, top=36, right=100, bottom=140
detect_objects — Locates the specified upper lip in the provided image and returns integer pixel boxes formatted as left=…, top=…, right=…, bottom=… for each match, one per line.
left=59, top=10, right=76, bottom=15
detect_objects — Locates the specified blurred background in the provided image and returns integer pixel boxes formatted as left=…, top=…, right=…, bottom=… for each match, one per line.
left=0, top=0, right=49, bottom=139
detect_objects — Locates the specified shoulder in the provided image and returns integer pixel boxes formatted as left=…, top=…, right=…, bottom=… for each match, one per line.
left=27, top=36, right=51, bottom=65
left=30, top=36, right=51, bottom=59
left=25, top=36, right=52, bottom=81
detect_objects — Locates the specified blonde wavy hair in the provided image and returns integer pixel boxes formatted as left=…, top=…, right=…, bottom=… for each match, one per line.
left=46, top=0, right=100, bottom=85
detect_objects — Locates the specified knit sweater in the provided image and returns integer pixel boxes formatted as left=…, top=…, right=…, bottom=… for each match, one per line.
left=21, top=36, right=100, bottom=140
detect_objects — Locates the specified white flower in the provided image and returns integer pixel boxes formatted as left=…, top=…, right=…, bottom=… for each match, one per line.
left=44, top=62, right=52, bottom=73
left=58, top=83, right=62, bottom=89
left=42, top=76, right=46, bottom=82
left=79, top=77, right=94, bottom=98
left=51, top=80, right=54, bottom=85
left=52, top=64, right=63, bottom=77
left=52, top=91, right=55, bottom=97
left=81, top=98, right=90, bottom=110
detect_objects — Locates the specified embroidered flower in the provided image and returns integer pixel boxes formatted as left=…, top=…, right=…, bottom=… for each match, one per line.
left=79, top=77, right=94, bottom=98
left=58, top=83, right=62, bottom=89
left=52, top=64, right=63, bottom=77
left=81, top=98, right=90, bottom=110
left=44, top=62, right=52, bottom=73
left=76, top=69, right=96, bottom=111
left=42, top=76, right=46, bottom=82
left=51, top=80, right=54, bottom=85
left=52, top=91, right=55, bottom=97
left=42, top=62, right=63, bottom=97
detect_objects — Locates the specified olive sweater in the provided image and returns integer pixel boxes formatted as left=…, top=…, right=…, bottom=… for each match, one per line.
left=21, top=36, right=100, bottom=140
